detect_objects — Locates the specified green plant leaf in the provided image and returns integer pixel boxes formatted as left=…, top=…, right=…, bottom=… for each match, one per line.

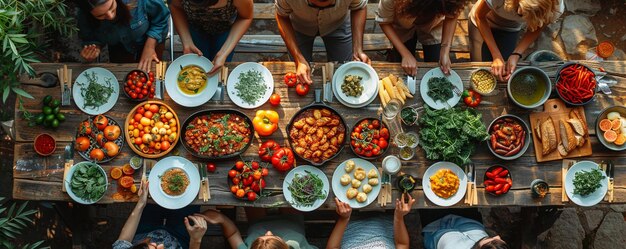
left=6, top=203, right=15, bottom=219
left=11, top=87, right=32, bottom=99
left=1, top=228, right=17, bottom=239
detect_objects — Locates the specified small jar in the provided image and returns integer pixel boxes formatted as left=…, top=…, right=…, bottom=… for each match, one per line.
left=130, top=156, right=143, bottom=170
left=531, top=179, right=549, bottom=198
left=404, top=132, right=419, bottom=149
left=382, top=155, right=401, bottom=175
left=400, top=107, right=418, bottom=126
left=397, top=174, right=417, bottom=193
left=399, top=147, right=414, bottom=160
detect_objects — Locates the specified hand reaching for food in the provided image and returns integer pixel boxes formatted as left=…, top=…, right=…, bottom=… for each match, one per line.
left=138, top=46, right=159, bottom=73
left=394, top=193, right=415, bottom=218
left=334, top=197, right=352, bottom=220
left=183, top=43, right=203, bottom=56
left=80, top=44, right=101, bottom=62
left=296, top=61, right=312, bottom=85
left=208, top=54, right=226, bottom=76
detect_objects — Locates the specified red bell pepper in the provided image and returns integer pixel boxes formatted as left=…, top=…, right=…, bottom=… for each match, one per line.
left=462, top=89, right=482, bottom=107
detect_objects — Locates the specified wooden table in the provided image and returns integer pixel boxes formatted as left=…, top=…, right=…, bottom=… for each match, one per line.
left=12, top=61, right=626, bottom=209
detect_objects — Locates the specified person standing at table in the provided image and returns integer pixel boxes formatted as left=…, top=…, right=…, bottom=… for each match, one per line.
left=113, top=182, right=207, bottom=249
left=422, top=214, right=509, bottom=249
left=376, top=0, right=470, bottom=76
left=76, top=0, right=170, bottom=72
left=468, top=0, right=564, bottom=81
left=275, top=0, right=371, bottom=84
left=326, top=194, right=416, bottom=249
left=169, top=0, right=253, bottom=75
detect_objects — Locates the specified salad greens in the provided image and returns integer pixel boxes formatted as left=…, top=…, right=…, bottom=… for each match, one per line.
left=418, top=106, right=489, bottom=165
left=288, top=170, right=327, bottom=207
left=573, top=168, right=605, bottom=196
left=234, top=69, right=267, bottom=105
left=77, top=71, right=115, bottom=110
left=69, top=163, right=107, bottom=202
left=427, top=77, right=454, bottom=103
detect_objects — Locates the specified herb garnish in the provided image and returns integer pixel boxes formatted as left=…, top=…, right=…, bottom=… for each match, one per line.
left=287, top=170, right=327, bottom=207
left=233, top=69, right=267, bottom=105
left=77, top=71, right=115, bottom=110
left=573, top=168, right=605, bottom=196
left=427, top=77, right=454, bottom=103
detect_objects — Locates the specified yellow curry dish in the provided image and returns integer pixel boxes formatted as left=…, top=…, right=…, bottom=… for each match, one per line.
left=160, top=168, right=190, bottom=196
left=177, top=65, right=208, bottom=95
left=429, top=169, right=460, bottom=199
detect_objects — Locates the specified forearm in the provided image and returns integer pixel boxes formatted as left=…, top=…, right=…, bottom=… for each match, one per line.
left=118, top=203, right=145, bottom=242
left=350, top=8, right=367, bottom=53
left=512, top=28, right=542, bottom=55
left=380, top=23, right=413, bottom=58
left=276, top=14, right=307, bottom=65
left=394, top=215, right=410, bottom=249
left=440, top=16, right=458, bottom=57
left=169, top=3, right=194, bottom=46
left=326, top=217, right=350, bottom=249
left=475, top=17, right=502, bottom=60
left=144, top=37, right=158, bottom=50
left=217, top=17, right=252, bottom=58
left=220, top=215, right=243, bottom=249
left=189, top=239, right=202, bottom=249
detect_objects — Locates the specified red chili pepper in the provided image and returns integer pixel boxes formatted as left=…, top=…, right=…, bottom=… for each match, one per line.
left=495, top=178, right=509, bottom=184
left=486, top=172, right=496, bottom=179
left=502, top=183, right=511, bottom=193
left=484, top=180, right=496, bottom=185
left=498, top=169, right=509, bottom=177
left=494, top=184, right=503, bottom=191
left=492, top=167, right=504, bottom=176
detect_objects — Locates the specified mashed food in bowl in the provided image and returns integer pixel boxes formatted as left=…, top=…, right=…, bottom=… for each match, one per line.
left=160, top=168, right=189, bottom=196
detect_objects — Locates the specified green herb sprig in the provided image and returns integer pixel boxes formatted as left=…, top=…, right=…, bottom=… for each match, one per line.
left=77, top=71, right=115, bottom=110
left=573, top=168, right=605, bottom=196
left=427, top=77, right=454, bottom=103
left=287, top=170, right=327, bottom=207
left=233, top=69, right=267, bottom=105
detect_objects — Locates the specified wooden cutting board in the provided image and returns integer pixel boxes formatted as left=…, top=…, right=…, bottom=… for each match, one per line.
left=529, top=99, right=593, bottom=162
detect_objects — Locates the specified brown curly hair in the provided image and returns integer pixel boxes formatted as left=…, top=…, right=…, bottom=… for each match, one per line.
left=395, top=0, right=471, bottom=19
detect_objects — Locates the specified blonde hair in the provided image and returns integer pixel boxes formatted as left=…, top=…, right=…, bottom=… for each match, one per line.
left=504, top=0, right=560, bottom=31
left=250, top=237, right=289, bottom=249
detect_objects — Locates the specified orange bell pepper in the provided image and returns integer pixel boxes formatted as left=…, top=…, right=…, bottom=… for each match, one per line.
left=253, top=110, right=279, bottom=136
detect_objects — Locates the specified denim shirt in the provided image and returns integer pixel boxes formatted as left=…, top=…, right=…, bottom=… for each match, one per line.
left=78, top=0, right=170, bottom=54
left=422, top=215, right=489, bottom=249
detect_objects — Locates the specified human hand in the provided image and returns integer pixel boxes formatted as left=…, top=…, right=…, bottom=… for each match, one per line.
left=401, top=55, right=418, bottom=77
left=439, top=54, right=452, bottom=75
left=183, top=43, right=203, bottom=56
left=394, top=193, right=415, bottom=218
left=334, top=197, right=352, bottom=220
left=491, top=57, right=506, bottom=82
left=353, top=50, right=371, bottom=65
left=505, top=54, right=520, bottom=81
left=296, top=61, right=312, bottom=84
left=137, top=180, right=149, bottom=208
left=184, top=215, right=208, bottom=243
left=80, top=45, right=101, bottom=62
left=138, top=46, right=159, bottom=73
left=197, top=209, right=224, bottom=225
left=207, top=53, right=225, bottom=76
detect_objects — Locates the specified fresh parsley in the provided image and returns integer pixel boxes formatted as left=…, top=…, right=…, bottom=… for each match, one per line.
left=573, top=168, right=605, bottom=196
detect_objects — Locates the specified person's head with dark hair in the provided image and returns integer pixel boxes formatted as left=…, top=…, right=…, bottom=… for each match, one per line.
left=187, top=0, right=220, bottom=6
left=395, top=0, right=471, bottom=19
left=250, top=231, right=289, bottom=249
left=473, top=235, right=509, bottom=249
left=77, top=0, right=131, bottom=25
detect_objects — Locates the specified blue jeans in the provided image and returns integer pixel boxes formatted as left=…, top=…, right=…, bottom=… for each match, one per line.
left=189, top=26, right=234, bottom=62
left=137, top=204, right=200, bottom=249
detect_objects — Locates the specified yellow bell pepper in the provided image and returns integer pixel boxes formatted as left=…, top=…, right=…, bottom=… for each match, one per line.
left=253, top=110, right=279, bottom=136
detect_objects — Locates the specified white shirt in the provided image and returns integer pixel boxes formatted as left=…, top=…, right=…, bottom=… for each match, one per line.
left=469, top=0, right=565, bottom=32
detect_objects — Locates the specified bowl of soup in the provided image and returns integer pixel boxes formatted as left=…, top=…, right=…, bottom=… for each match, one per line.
left=507, top=67, right=551, bottom=109
left=177, top=65, right=208, bottom=95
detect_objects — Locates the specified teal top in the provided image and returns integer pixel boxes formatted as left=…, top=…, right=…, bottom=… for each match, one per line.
left=341, top=215, right=395, bottom=249
left=422, top=215, right=488, bottom=249
left=236, top=215, right=317, bottom=249
left=77, top=0, right=170, bottom=54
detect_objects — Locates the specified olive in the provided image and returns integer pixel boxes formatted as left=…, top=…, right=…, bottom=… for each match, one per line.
left=42, top=106, right=52, bottom=115
left=43, top=95, right=52, bottom=106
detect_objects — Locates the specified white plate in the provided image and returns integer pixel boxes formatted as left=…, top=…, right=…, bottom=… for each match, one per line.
left=73, top=67, right=119, bottom=115
left=565, top=161, right=608, bottom=207
left=419, top=68, right=462, bottom=110
left=164, top=54, right=218, bottom=107
left=283, top=165, right=330, bottom=212
left=227, top=62, right=274, bottom=109
left=148, top=156, right=200, bottom=209
left=64, top=161, right=108, bottom=205
left=332, top=62, right=379, bottom=108
left=331, top=158, right=382, bottom=208
left=422, top=161, right=467, bottom=206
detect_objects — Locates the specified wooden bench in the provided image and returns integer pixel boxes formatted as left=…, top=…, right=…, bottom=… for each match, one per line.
left=168, top=3, right=472, bottom=57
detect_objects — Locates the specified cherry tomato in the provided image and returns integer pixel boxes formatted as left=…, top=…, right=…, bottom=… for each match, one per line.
left=230, top=185, right=239, bottom=194
left=228, top=169, right=237, bottom=178
left=236, top=189, right=245, bottom=198
left=251, top=161, right=259, bottom=170
left=137, top=82, right=143, bottom=88
left=378, top=139, right=388, bottom=149
left=261, top=168, right=269, bottom=176
left=235, top=161, right=244, bottom=170
left=247, top=191, right=257, bottom=201
left=136, top=107, right=145, bottom=115
left=295, top=83, right=310, bottom=96
left=207, top=163, right=216, bottom=173
left=130, top=92, right=137, bottom=99
left=269, top=93, right=281, bottom=106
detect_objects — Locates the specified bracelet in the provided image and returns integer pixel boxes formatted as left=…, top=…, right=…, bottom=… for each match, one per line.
left=510, top=52, right=523, bottom=59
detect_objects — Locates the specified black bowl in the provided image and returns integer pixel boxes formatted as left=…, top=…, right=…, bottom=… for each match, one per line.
left=487, top=114, right=531, bottom=160
left=123, top=69, right=150, bottom=101
left=396, top=174, right=417, bottom=193
left=555, top=62, right=597, bottom=106
left=349, top=117, right=390, bottom=160
left=483, top=165, right=512, bottom=196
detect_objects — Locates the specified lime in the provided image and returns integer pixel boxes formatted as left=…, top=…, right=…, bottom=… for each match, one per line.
left=42, top=106, right=52, bottom=115
left=45, top=114, right=55, bottom=122
left=51, top=119, right=60, bottom=128
left=43, top=119, right=51, bottom=127
left=52, top=106, right=60, bottom=115
left=35, top=114, right=45, bottom=125
left=49, top=99, right=61, bottom=108
left=55, top=113, right=66, bottom=122
left=43, top=95, right=52, bottom=106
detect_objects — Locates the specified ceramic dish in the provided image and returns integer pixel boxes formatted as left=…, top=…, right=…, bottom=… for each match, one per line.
left=73, top=67, right=119, bottom=115
left=124, top=101, right=180, bottom=159
left=507, top=66, right=551, bottom=109
left=331, top=158, right=381, bottom=208
left=565, top=161, right=608, bottom=207
left=422, top=161, right=467, bottom=206
left=148, top=156, right=200, bottom=209
left=283, top=165, right=330, bottom=212
left=595, top=106, right=626, bottom=151
left=165, top=54, right=219, bottom=107
left=226, top=62, right=274, bottom=109
left=419, top=68, right=462, bottom=110
left=332, top=62, right=379, bottom=108
left=487, top=114, right=531, bottom=160
left=75, top=115, right=124, bottom=163
left=64, top=161, right=108, bottom=205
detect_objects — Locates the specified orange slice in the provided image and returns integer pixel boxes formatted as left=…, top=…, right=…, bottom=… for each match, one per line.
left=119, top=176, right=134, bottom=189
left=122, top=164, right=135, bottom=175
left=604, top=130, right=618, bottom=143
left=615, top=133, right=626, bottom=146
left=599, top=119, right=612, bottom=132
left=110, top=167, right=123, bottom=180
left=611, top=119, right=622, bottom=131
